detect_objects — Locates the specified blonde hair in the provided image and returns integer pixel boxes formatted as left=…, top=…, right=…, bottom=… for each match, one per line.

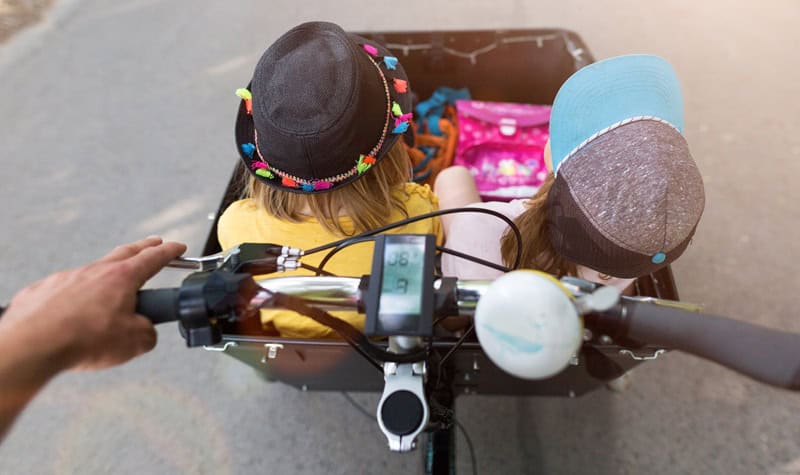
left=499, top=173, right=578, bottom=277
left=246, top=142, right=412, bottom=236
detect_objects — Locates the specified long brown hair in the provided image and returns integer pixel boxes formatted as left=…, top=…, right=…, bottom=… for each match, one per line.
left=246, top=142, right=412, bottom=236
left=499, top=173, right=578, bottom=277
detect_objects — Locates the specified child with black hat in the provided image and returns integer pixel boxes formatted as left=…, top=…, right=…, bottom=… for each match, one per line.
left=218, top=22, right=442, bottom=338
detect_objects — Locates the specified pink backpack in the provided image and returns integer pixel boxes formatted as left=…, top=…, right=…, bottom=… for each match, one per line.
left=453, top=100, right=551, bottom=201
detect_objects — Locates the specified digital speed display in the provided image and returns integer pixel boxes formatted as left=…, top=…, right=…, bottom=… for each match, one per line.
left=366, top=234, right=435, bottom=337
left=380, top=239, right=424, bottom=307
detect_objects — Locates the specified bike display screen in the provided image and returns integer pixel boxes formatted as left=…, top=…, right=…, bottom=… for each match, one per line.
left=376, top=236, right=427, bottom=333
left=365, top=234, right=435, bottom=337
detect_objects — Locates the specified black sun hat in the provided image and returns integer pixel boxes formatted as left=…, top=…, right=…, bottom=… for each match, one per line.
left=234, top=22, right=413, bottom=193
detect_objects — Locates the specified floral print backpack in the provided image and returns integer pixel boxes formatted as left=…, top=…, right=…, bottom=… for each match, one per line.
left=453, top=100, right=551, bottom=201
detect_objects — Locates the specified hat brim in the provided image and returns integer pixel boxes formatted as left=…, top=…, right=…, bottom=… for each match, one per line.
left=234, top=33, right=412, bottom=194
left=549, top=54, right=684, bottom=174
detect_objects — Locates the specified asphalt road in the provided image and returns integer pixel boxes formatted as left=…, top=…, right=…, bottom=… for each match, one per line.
left=1, top=0, right=799, bottom=474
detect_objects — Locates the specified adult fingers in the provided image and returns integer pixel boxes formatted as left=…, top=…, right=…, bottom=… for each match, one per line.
left=99, top=236, right=164, bottom=263
left=114, top=315, right=158, bottom=364
left=126, top=241, right=188, bottom=287
left=131, top=314, right=158, bottom=353
left=72, top=316, right=158, bottom=371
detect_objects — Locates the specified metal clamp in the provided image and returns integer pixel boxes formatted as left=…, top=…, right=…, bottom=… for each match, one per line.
left=569, top=353, right=580, bottom=366
left=561, top=31, right=588, bottom=68
left=202, top=341, right=238, bottom=352
left=619, top=349, right=666, bottom=361
left=261, top=343, right=284, bottom=363
left=377, top=362, right=429, bottom=453
left=629, top=296, right=704, bottom=313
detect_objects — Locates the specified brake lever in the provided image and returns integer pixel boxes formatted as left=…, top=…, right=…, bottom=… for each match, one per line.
left=560, top=276, right=599, bottom=295
left=560, top=276, right=622, bottom=314
left=167, top=243, right=305, bottom=274
left=168, top=254, right=226, bottom=272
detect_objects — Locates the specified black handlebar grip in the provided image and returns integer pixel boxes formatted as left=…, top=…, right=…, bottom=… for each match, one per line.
left=624, top=300, right=800, bottom=390
left=136, top=288, right=180, bottom=324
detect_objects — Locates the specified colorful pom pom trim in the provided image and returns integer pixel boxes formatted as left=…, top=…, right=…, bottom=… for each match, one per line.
left=255, top=168, right=274, bottom=179
left=391, top=101, right=403, bottom=117
left=241, top=143, right=255, bottom=158
left=236, top=88, right=253, bottom=114
left=383, top=56, right=398, bottom=70
left=314, top=181, right=334, bottom=191
left=362, top=44, right=379, bottom=56
left=392, top=122, right=409, bottom=134
left=235, top=88, right=252, bottom=100
left=356, top=154, right=373, bottom=175
left=393, top=78, right=408, bottom=93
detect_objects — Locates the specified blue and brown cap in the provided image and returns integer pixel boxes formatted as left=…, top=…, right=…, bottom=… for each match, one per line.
left=546, top=55, right=705, bottom=278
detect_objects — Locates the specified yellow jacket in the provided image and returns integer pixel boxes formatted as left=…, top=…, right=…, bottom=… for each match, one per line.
left=217, top=183, right=443, bottom=339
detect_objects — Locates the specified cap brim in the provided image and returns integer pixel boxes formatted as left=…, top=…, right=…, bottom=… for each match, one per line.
left=550, top=54, right=684, bottom=173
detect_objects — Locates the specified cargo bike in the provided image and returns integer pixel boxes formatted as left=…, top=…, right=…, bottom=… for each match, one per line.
left=134, top=29, right=800, bottom=475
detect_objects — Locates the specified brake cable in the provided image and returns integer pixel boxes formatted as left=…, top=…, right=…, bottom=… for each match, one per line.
left=263, top=291, right=428, bottom=365
left=304, top=207, right=524, bottom=270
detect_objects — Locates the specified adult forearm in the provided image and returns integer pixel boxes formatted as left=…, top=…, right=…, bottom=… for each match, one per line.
left=0, top=237, right=184, bottom=442
left=0, top=320, right=68, bottom=441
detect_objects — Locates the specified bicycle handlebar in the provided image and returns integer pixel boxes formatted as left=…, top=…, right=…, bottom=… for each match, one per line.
left=134, top=276, right=486, bottom=325
left=133, top=271, right=800, bottom=390
left=136, top=289, right=181, bottom=324
left=616, top=299, right=800, bottom=390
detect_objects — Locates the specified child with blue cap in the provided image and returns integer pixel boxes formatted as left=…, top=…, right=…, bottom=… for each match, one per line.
left=436, top=54, right=705, bottom=288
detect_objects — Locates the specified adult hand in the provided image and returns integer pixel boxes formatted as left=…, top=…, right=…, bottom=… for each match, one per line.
left=0, top=236, right=186, bottom=371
